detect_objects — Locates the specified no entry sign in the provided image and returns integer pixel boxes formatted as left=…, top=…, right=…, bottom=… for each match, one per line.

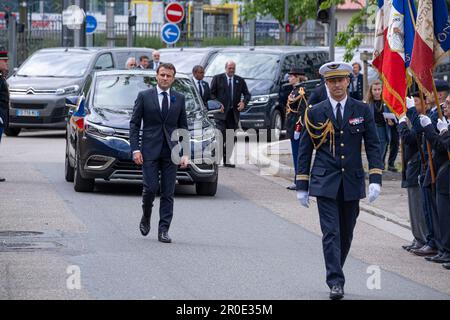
left=165, top=2, right=185, bottom=24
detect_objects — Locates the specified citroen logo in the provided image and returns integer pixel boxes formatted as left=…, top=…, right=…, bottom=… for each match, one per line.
left=26, top=87, right=35, bottom=95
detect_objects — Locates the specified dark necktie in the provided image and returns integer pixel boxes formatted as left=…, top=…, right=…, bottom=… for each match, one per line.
left=336, top=102, right=343, bottom=129
left=228, top=78, right=233, bottom=108
left=198, top=81, right=203, bottom=97
left=161, top=91, right=168, bottom=119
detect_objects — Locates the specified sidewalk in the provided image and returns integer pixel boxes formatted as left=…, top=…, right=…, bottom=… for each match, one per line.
left=250, top=138, right=411, bottom=230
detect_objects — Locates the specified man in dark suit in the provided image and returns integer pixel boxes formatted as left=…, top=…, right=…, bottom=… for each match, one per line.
left=349, top=62, right=363, bottom=101
left=0, top=51, right=9, bottom=182
left=148, top=51, right=161, bottom=71
left=210, top=60, right=251, bottom=167
left=192, top=65, right=210, bottom=106
left=138, top=55, right=150, bottom=69
left=307, top=79, right=328, bottom=106
left=296, top=62, right=383, bottom=300
left=130, top=63, right=189, bottom=243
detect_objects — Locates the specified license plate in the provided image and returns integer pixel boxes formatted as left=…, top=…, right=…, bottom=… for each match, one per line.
left=16, top=109, right=40, bottom=117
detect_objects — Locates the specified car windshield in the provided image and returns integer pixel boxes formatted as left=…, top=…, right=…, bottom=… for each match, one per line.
left=93, top=74, right=203, bottom=116
left=161, top=51, right=206, bottom=73
left=17, top=51, right=94, bottom=77
left=205, top=52, right=279, bottom=80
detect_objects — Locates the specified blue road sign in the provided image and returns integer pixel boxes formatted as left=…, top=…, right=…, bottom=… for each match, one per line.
left=86, top=15, right=97, bottom=34
left=161, top=23, right=180, bottom=45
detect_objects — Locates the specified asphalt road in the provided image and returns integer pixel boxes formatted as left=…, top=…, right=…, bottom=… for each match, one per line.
left=0, top=130, right=449, bottom=300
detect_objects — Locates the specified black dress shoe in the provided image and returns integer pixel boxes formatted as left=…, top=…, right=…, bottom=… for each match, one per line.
left=425, top=253, right=442, bottom=262
left=158, top=231, right=172, bottom=243
left=429, top=254, right=450, bottom=264
left=407, top=243, right=424, bottom=252
left=224, top=164, right=235, bottom=168
left=329, top=285, right=344, bottom=300
left=0, top=177, right=5, bottom=182
left=139, top=205, right=152, bottom=237
left=443, top=262, right=450, bottom=270
left=411, top=245, right=438, bottom=256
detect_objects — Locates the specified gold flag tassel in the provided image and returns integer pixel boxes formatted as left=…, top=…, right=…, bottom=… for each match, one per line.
left=304, top=105, right=336, bottom=156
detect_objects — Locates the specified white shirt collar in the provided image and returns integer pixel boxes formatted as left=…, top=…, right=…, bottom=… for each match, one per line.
left=156, top=85, right=169, bottom=96
left=329, top=95, right=347, bottom=113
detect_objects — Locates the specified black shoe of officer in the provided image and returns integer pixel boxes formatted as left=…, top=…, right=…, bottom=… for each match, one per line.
left=329, top=285, right=344, bottom=300
left=429, top=253, right=450, bottom=264
left=0, top=177, right=5, bottom=182
left=411, top=245, right=438, bottom=256
left=158, top=231, right=172, bottom=243
left=425, top=253, right=442, bottom=262
left=139, top=205, right=152, bottom=236
left=443, top=262, right=450, bottom=270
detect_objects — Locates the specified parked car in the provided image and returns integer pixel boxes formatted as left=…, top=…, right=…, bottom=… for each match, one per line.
left=158, top=47, right=222, bottom=74
left=5, top=47, right=154, bottom=136
left=203, top=46, right=329, bottom=140
left=65, top=69, right=219, bottom=196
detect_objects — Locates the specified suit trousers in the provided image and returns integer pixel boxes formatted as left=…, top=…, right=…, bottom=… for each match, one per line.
left=216, top=111, right=237, bottom=164
left=421, top=186, right=438, bottom=250
left=142, top=143, right=177, bottom=233
left=316, top=183, right=360, bottom=289
left=290, top=137, right=300, bottom=181
left=407, top=186, right=428, bottom=246
left=436, top=163, right=450, bottom=253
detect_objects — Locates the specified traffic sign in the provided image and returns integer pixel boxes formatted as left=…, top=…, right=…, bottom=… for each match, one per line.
left=165, top=2, right=185, bottom=24
left=85, top=15, right=97, bottom=34
left=161, top=23, right=181, bottom=45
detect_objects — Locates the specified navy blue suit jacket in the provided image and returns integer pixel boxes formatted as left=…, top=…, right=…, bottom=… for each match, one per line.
left=129, top=88, right=188, bottom=161
left=296, top=97, right=383, bottom=201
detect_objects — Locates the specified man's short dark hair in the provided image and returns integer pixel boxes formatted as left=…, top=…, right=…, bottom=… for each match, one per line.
left=352, top=62, right=362, bottom=71
left=139, top=55, right=149, bottom=62
left=192, top=65, right=204, bottom=73
left=157, top=63, right=176, bottom=75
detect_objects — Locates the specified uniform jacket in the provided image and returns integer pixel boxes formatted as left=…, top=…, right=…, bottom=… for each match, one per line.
left=285, top=83, right=307, bottom=139
left=398, top=121, right=422, bottom=188
left=210, top=73, right=251, bottom=126
left=0, top=74, right=9, bottom=127
left=296, top=97, right=383, bottom=201
left=129, top=88, right=188, bottom=161
left=349, top=73, right=363, bottom=101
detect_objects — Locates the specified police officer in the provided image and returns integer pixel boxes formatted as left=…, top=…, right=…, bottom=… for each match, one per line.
left=0, top=51, right=9, bottom=182
left=296, top=62, right=383, bottom=300
left=285, top=66, right=308, bottom=190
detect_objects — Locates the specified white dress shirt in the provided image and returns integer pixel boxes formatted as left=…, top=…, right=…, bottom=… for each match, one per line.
left=329, top=95, right=347, bottom=119
left=156, top=85, right=170, bottom=111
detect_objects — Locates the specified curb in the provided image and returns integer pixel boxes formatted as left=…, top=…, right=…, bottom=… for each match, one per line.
left=249, top=139, right=412, bottom=231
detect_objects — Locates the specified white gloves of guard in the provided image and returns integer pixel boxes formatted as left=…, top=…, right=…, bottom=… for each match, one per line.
left=406, top=97, right=415, bottom=109
left=399, top=115, right=407, bottom=124
left=368, top=183, right=381, bottom=203
left=297, top=190, right=310, bottom=208
left=419, top=115, right=432, bottom=127
left=294, top=131, right=301, bottom=140
left=437, top=118, right=449, bottom=134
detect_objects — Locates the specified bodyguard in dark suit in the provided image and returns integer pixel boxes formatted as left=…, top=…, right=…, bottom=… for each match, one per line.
left=130, top=63, right=189, bottom=243
left=210, top=60, right=251, bottom=167
left=0, top=51, right=9, bottom=183
left=307, top=80, right=328, bottom=106
left=296, top=62, right=383, bottom=300
left=192, top=65, right=211, bottom=106
left=349, top=62, right=363, bottom=101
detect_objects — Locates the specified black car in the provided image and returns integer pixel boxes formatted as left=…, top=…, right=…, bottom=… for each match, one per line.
left=158, top=47, right=222, bottom=74
left=204, top=46, right=329, bottom=140
left=65, top=70, right=219, bottom=196
left=6, top=47, right=154, bottom=136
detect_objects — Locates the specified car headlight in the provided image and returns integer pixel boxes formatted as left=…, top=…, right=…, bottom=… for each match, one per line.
left=85, top=121, right=115, bottom=137
left=248, top=95, right=270, bottom=105
left=56, top=85, right=80, bottom=95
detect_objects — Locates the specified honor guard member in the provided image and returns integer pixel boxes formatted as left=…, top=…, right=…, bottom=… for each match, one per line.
left=0, top=51, right=9, bottom=182
left=285, top=66, right=308, bottom=190
left=296, top=62, right=383, bottom=300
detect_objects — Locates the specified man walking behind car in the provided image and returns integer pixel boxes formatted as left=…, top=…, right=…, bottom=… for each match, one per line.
left=0, top=51, right=9, bottom=182
left=130, top=63, right=189, bottom=243
left=210, top=60, right=251, bottom=167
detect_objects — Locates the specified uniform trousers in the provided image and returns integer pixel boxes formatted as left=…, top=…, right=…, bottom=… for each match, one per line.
left=407, top=186, right=428, bottom=246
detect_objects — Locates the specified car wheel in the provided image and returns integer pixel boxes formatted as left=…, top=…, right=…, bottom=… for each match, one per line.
left=267, top=110, right=282, bottom=142
left=4, top=127, right=21, bottom=137
left=65, top=143, right=75, bottom=182
left=195, top=176, right=218, bottom=196
left=74, top=151, right=95, bottom=192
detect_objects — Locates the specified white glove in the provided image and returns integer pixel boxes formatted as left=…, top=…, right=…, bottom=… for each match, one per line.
left=419, top=115, right=432, bottom=128
left=297, top=190, right=310, bottom=208
left=398, top=116, right=407, bottom=124
left=406, top=97, right=415, bottom=109
left=368, top=183, right=381, bottom=203
left=294, top=131, right=301, bottom=140
left=437, top=118, right=449, bottom=134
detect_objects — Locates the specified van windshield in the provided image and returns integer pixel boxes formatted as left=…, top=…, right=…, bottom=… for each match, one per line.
left=205, top=52, right=279, bottom=80
left=17, top=51, right=94, bottom=77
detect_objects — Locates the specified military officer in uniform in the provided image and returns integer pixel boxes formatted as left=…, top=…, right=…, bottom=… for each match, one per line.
left=285, top=66, right=308, bottom=190
left=296, top=62, right=383, bottom=300
left=0, top=51, right=9, bottom=182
